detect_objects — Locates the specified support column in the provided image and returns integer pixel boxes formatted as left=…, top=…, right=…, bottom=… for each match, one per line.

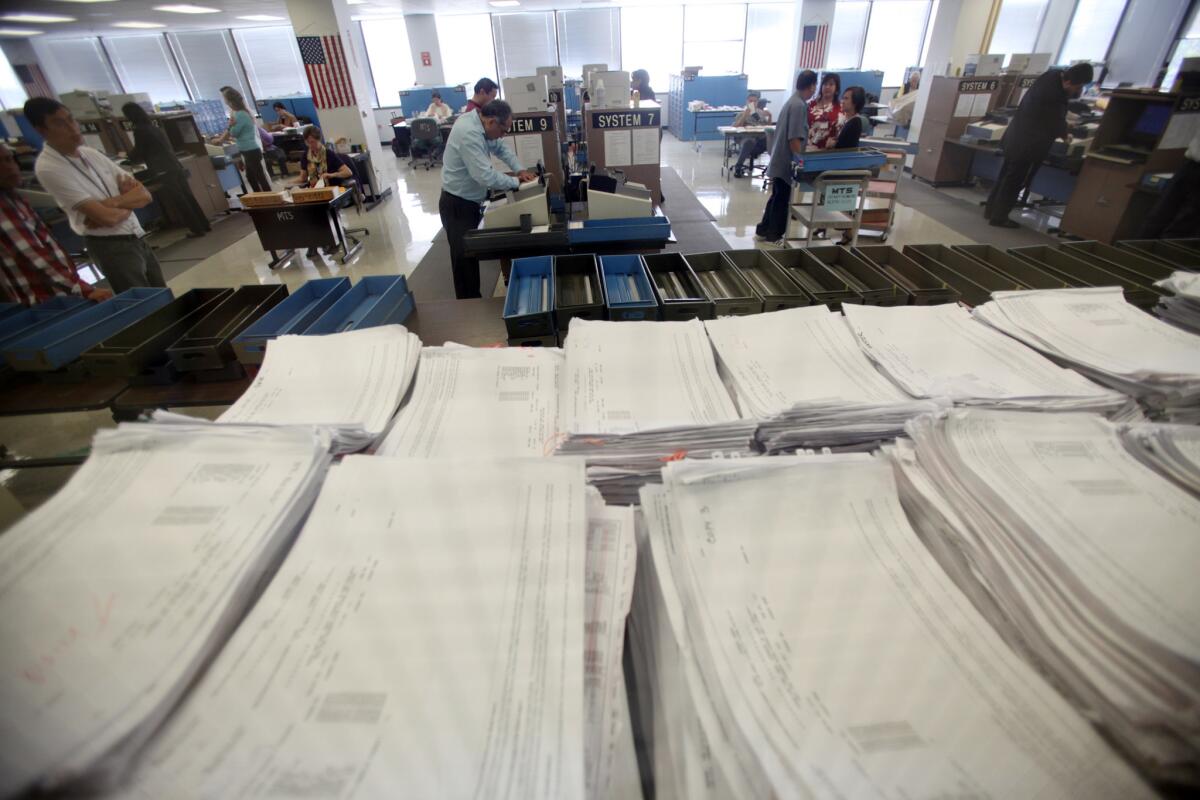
left=405, top=15, right=445, bottom=86
left=284, top=0, right=386, bottom=187
left=908, top=0, right=992, bottom=143
left=790, top=0, right=837, bottom=75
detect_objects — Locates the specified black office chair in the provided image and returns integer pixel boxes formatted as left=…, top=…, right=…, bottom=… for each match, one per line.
left=410, top=118, right=443, bottom=169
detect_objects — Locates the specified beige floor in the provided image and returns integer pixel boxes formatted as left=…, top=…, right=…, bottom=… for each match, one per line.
left=0, top=133, right=982, bottom=527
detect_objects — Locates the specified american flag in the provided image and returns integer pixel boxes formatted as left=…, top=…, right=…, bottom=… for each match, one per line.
left=297, top=35, right=357, bottom=109
left=798, top=24, right=828, bottom=69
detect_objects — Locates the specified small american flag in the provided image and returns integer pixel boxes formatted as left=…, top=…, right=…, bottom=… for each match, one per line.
left=297, top=35, right=357, bottom=109
left=798, top=24, right=828, bottom=69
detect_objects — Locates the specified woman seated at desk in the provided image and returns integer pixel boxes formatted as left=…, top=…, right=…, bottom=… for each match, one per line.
left=295, top=125, right=353, bottom=189
left=270, top=102, right=299, bottom=130
left=422, top=93, right=453, bottom=123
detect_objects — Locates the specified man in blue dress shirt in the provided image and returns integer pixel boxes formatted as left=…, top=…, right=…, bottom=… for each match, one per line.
left=439, top=100, right=536, bottom=299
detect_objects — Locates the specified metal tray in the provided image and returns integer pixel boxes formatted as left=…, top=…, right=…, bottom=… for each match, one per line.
left=721, top=249, right=813, bottom=310
left=233, top=277, right=349, bottom=365
left=168, top=285, right=288, bottom=372
left=767, top=248, right=859, bottom=306
left=305, top=276, right=414, bottom=335
left=851, top=246, right=958, bottom=305
left=683, top=252, right=763, bottom=316
left=642, top=253, right=714, bottom=320
left=803, top=246, right=907, bottom=306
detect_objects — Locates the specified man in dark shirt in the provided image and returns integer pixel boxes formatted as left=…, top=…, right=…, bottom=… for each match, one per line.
left=464, top=78, right=499, bottom=114
left=985, top=63, right=1093, bottom=228
left=755, top=70, right=817, bottom=243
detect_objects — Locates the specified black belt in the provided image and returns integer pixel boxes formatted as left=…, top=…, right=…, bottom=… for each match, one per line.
left=441, top=189, right=483, bottom=208
left=84, top=234, right=141, bottom=241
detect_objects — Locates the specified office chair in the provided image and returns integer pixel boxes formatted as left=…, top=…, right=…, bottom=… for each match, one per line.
left=755, top=129, right=775, bottom=189
left=409, top=118, right=443, bottom=170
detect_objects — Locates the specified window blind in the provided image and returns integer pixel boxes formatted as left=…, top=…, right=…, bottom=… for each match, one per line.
left=231, top=26, right=308, bottom=99
left=491, top=12, right=557, bottom=80
left=32, top=37, right=121, bottom=95
left=557, top=9, right=620, bottom=80
left=169, top=30, right=251, bottom=102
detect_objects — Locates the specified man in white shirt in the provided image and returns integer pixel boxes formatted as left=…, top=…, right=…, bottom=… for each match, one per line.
left=423, top=93, right=453, bottom=122
left=25, top=97, right=165, bottom=293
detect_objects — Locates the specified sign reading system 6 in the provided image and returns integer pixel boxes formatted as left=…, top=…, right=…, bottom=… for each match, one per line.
left=823, top=183, right=859, bottom=211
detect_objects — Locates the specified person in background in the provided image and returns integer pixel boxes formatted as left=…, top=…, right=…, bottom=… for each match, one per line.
left=25, top=97, right=165, bottom=294
left=270, top=102, right=298, bottom=130
left=985, top=62, right=1093, bottom=228
left=439, top=100, right=535, bottom=299
left=1140, top=129, right=1200, bottom=238
left=424, top=92, right=453, bottom=122
left=755, top=70, right=818, bottom=244
left=296, top=126, right=353, bottom=189
left=732, top=93, right=773, bottom=178
left=0, top=142, right=111, bottom=304
left=808, top=72, right=842, bottom=150
left=213, top=87, right=272, bottom=194
left=631, top=69, right=657, bottom=102
left=258, top=124, right=290, bottom=179
left=898, top=69, right=921, bottom=97
left=463, top=78, right=499, bottom=114
left=829, top=86, right=865, bottom=149
left=123, top=102, right=210, bottom=239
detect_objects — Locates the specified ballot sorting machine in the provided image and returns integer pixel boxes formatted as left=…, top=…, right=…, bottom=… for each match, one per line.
left=499, top=238, right=1197, bottom=345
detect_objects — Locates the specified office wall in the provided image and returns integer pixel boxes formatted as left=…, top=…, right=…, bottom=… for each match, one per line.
left=406, top=15, right=445, bottom=86
left=1104, top=0, right=1190, bottom=86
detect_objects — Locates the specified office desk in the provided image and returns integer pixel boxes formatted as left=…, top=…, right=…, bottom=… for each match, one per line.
left=954, top=139, right=1081, bottom=206
left=689, top=109, right=740, bottom=150
left=716, top=125, right=775, bottom=178
left=244, top=187, right=363, bottom=269
left=0, top=376, right=127, bottom=417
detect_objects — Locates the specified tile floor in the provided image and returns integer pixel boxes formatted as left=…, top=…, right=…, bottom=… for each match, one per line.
left=0, top=132, right=1045, bottom=527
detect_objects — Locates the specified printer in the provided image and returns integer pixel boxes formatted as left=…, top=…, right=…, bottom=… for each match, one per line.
left=502, top=76, right=548, bottom=113
left=965, top=121, right=1007, bottom=141
left=482, top=180, right=551, bottom=229
left=585, top=179, right=653, bottom=219
left=59, top=90, right=111, bottom=119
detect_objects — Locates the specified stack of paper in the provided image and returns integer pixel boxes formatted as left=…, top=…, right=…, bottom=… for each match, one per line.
left=1120, top=421, right=1200, bottom=496
left=0, top=423, right=331, bottom=796
left=557, top=319, right=757, bottom=504
left=1154, top=271, right=1200, bottom=333
left=973, top=287, right=1200, bottom=419
left=378, top=345, right=562, bottom=458
left=894, top=409, right=1200, bottom=785
left=219, top=325, right=422, bottom=453
left=629, top=454, right=1153, bottom=798
left=704, top=306, right=944, bottom=452
left=114, top=456, right=589, bottom=799
left=842, top=301, right=1128, bottom=413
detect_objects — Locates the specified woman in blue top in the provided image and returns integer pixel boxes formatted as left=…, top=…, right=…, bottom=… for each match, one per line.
left=216, top=87, right=272, bottom=193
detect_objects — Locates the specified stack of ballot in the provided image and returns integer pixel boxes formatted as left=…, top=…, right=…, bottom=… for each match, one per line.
left=842, top=302, right=1129, bottom=414
left=704, top=306, right=943, bottom=452
left=111, top=456, right=590, bottom=799
left=0, top=423, right=331, bottom=796
left=218, top=325, right=422, bottom=453
left=629, top=454, right=1154, bottom=799
left=557, top=319, right=757, bottom=504
left=1120, top=421, right=1200, bottom=496
left=973, top=287, right=1200, bottom=420
left=378, top=345, right=562, bottom=458
left=1154, top=271, right=1200, bottom=333
left=894, top=409, right=1200, bottom=786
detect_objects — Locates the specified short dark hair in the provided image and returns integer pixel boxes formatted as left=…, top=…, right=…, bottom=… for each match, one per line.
left=122, top=102, right=151, bottom=126
left=843, top=86, right=866, bottom=114
left=23, top=97, right=65, bottom=129
left=821, top=72, right=841, bottom=97
left=431, top=91, right=442, bottom=100
left=747, top=91, right=761, bottom=99
left=474, top=78, right=498, bottom=95
left=273, top=102, right=286, bottom=110
left=302, top=125, right=322, bottom=142
left=480, top=99, right=512, bottom=123
left=1064, top=63, right=1094, bottom=86
left=796, top=70, right=818, bottom=92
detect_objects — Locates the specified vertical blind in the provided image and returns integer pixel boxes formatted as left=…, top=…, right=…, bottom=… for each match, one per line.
left=861, top=0, right=932, bottom=86
left=491, top=12, right=557, bottom=80
left=1058, top=0, right=1128, bottom=64
left=32, top=38, right=121, bottom=95
left=743, top=4, right=795, bottom=89
left=231, top=26, right=308, bottom=99
left=169, top=30, right=251, bottom=102
left=683, top=4, right=747, bottom=74
left=361, top=18, right=415, bottom=106
left=621, top=5, right=683, bottom=90
left=105, top=35, right=190, bottom=104
left=989, top=0, right=1050, bottom=58
left=437, top=14, right=498, bottom=88
left=556, top=9, right=620, bottom=80
left=827, top=1, right=870, bottom=69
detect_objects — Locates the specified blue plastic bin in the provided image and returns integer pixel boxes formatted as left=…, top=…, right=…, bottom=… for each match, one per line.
left=503, top=257, right=555, bottom=338
left=232, top=277, right=350, bottom=365
left=0, top=296, right=92, bottom=349
left=305, top=276, right=415, bottom=335
left=4, top=288, right=172, bottom=371
left=568, top=216, right=671, bottom=245
left=601, top=256, right=658, bottom=321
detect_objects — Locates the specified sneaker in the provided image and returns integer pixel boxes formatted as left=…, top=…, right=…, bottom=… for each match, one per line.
left=753, top=233, right=776, bottom=242
left=988, top=218, right=1020, bottom=228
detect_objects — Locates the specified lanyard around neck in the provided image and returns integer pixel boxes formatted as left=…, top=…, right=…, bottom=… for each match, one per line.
left=60, top=149, right=112, bottom=198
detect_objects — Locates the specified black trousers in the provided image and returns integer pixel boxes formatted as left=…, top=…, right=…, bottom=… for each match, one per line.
left=735, top=136, right=766, bottom=170
left=85, top=236, right=167, bottom=294
left=756, top=178, right=791, bottom=240
left=157, top=171, right=210, bottom=235
left=439, top=190, right=485, bottom=299
left=242, top=149, right=272, bottom=193
left=1140, top=158, right=1200, bottom=239
left=985, top=154, right=1038, bottom=223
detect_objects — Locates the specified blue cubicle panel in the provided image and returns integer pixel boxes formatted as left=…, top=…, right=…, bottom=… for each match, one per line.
left=398, top=85, right=469, bottom=118
left=819, top=70, right=886, bottom=99
left=12, top=114, right=44, bottom=150
left=256, top=96, right=321, bottom=128
left=667, top=74, right=749, bottom=141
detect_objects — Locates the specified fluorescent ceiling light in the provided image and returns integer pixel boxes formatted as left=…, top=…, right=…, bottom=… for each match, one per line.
left=237, top=14, right=285, bottom=21
left=0, top=27, right=43, bottom=35
left=490, top=1, right=521, bottom=6
left=113, top=20, right=166, bottom=28
left=153, top=4, right=220, bottom=13
left=346, top=0, right=368, bottom=5
left=1, top=13, right=76, bottom=23
left=52, top=0, right=117, bottom=3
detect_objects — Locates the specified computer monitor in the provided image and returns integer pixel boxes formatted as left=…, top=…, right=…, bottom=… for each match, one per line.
left=1129, top=103, right=1171, bottom=147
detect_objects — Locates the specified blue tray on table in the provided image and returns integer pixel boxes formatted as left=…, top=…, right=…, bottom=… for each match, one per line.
left=233, top=277, right=350, bottom=365
left=0, top=296, right=92, bottom=350
left=567, top=216, right=671, bottom=245
left=503, top=257, right=555, bottom=338
left=305, top=276, right=414, bottom=335
left=601, top=255, right=658, bottom=321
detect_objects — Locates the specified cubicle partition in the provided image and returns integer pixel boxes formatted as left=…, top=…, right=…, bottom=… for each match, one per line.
left=398, top=86, right=469, bottom=119
left=257, top=96, right=322, bottom=128
left=667, top=74, right=748, bottom=141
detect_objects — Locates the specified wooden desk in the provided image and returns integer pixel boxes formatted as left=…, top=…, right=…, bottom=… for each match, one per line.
left=110, top=372, right=256, bottom=421
left=243, top=187, right=363, bottom=268
left=0, top=376, right=127, bottom=417
left=403, top=298, right=509, bottom=347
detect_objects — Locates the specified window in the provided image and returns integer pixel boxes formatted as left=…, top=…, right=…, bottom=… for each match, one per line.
left=169, top=31, right=251, bottom=102
left=1163, top=2, right=1200, bottom=89
left=989, top=0, right=1049, bottom=58
left=232, top=26, right=308, bottom=99
left=492, top=12, right=557, bottom=80
left=438, top=14, right=498, bottom=88
left=32, top=37, right=121, bottom=95
left=0, top=57, right=25, bottom=111
left=347, top=21, right=377, bottom=108
left=621, top=5, right=683, bottom=90
left=1058, top=0, right=1127, bottom=65
left=105, top=35, right=190, bottom=105
left=743, top=3, right=795, bottom=89
left=360, top=18, right=415, bottom=105
left=683, top=4, right=746, bottom=74
left=827, top=1, right=870, bottom=69
left=861, top=0, right=932, bottom=85
left=557, top=9, right=620, bottom=80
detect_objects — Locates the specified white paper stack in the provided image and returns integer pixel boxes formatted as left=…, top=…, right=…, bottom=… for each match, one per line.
left=973, top=287, right=1200, bottom=419
left=1120, top=421, right=1200, bottom=496
left=1154, top=270, right=1200, bottom=333
left=112, top=456, right=588, bottom=799
left=0, top=423, right=332, bottom=796
left=842, top=301, right=1128, bottom=413
left=378, top=345, right=562, bottom=458
left=557, top=319, right=757, bottom=504
left=629, top=453, right=1153, bottom=799
left=218, top=325, right=422, bottom=453
left=704, top=306, right=944, bottom=452
left=894, top=409, right=1200, bottom=786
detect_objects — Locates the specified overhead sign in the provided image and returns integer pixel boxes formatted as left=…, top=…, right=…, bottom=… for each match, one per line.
left=593, top=109, right=661, bottom=129
left=511, top=115, right=555, bottom=134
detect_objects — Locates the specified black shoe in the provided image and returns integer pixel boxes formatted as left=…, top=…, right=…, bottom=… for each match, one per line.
left=733, top=166, right=744, bottom=178
left=988, top=219, right=1020, bottom=228
left=305, top=247, right=318, bottom=257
